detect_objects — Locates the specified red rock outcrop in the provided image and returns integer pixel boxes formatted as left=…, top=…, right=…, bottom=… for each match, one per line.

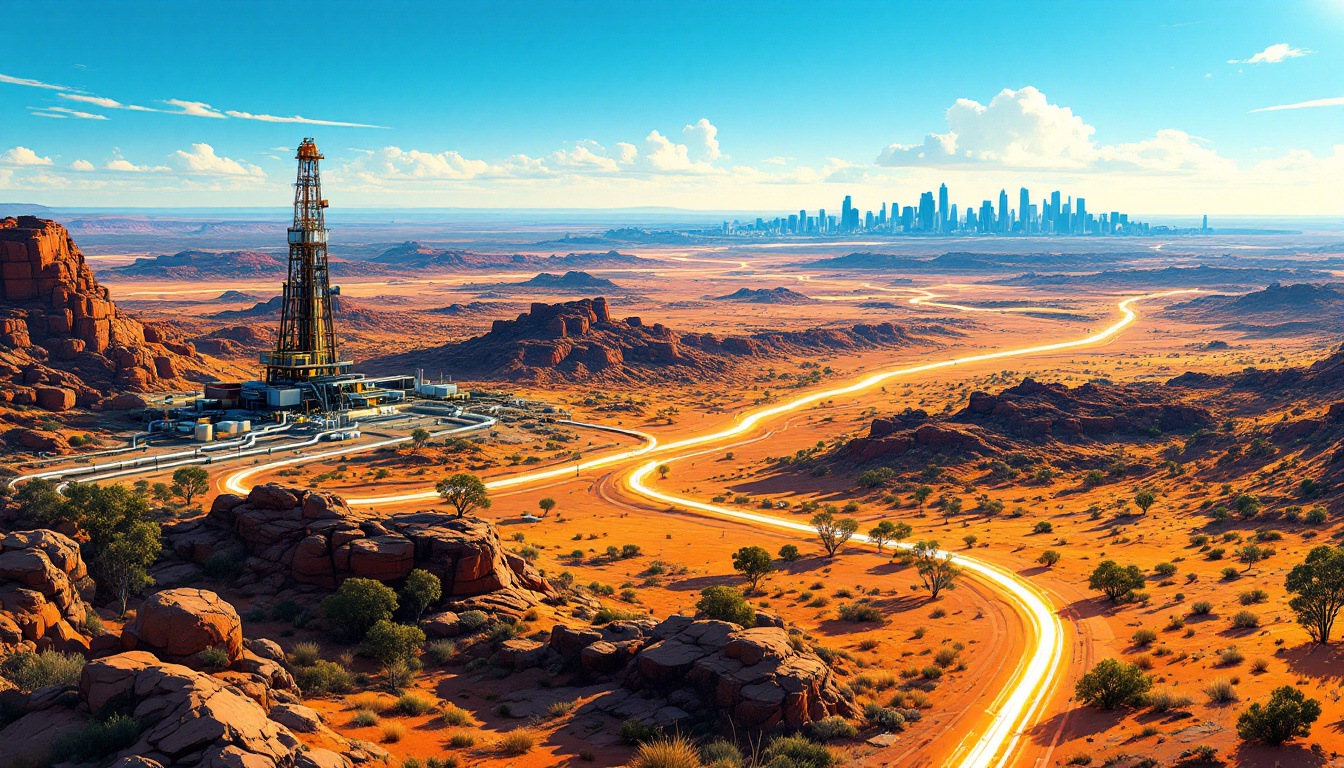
left=0, top=217, right=237, bottom=407
left=121, top=588, right=244, bottom=667
left=161, top=484, right=552, bottom=615
left=0, top=529, right=91, bottom=655
left=955, top=377, right=1211, bottom=440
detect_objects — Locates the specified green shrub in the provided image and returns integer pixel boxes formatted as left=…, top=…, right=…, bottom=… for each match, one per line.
left=457, top=610, right=488, bottom=632
left=805, top=716, right=857, bottom=742
left=290, top=642, right=322, bottom=666
left=50, top=714, right=139, bottom=763
left=1131, top=628, right=1157, bottom=646
left=203, top=552, right=244, bottom=583
left=760, top=734, right=836, bottom=768
left=0, top=650, right=86, bottom=692
left=1190, top=601, right=1213, bottom=615
left=1231, top=611, right=1260, bottom=629
left=352, top=709, right=379, bottom=727
left=629, top=735, right=704, bottom=768
left=592, top=607, right=643, bottom=625
left=294, top=659, right=353, bottom=695
left=835, top=603, right=883, bottom=623
left=424, top=639, right=456, bottom=666
left=395, top=692, right=435, bottom=716
left=322, top=578, right=398, bottom=640
left=441, top=703, right=473, bottom=726
left=197, top=646, right=230, bottom=669
left=497, top=729, right=536, bottom=755
left=360, top=620, right=426, bottom=666
left=863, top=702, right=907, bottom=732
left=619, top=718, right=664, bottom=745
left=701, top=738, right=744, bottom=767
left=696, top=585, right=755, bottom=626
left=1074, top=659, right=1151, bottom=709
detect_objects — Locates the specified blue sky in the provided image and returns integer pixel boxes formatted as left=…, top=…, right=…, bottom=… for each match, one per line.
left=1, top=0, right=1341, bottom=213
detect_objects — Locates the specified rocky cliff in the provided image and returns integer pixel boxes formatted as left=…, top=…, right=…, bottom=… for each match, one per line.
left=0, top=217, right=235, bottom=408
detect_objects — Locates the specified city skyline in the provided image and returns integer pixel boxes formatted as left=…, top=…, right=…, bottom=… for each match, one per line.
left=0, top=1, right=1341, bottom=214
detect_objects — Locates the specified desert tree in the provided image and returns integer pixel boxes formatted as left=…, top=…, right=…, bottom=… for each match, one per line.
left=812, top=510, right=859, bottom=557
left=1134, top=489, right=1156, bottom=514
left=95, top=518, right=162, bottom=617
left=657, top=464, right=671, bottom=480
left=171, top=466, right=209, bottom=506
left=401, top=568, right=442, bottom=622
left=538, top=497, right=557, bottom=517
left=1088, top=560, right=1146, bottom=603
left=913, top=485, right=933, bottom=514
left=892, top=521, right=913, bottom=547
left=1285, top=545, right=1344, bottom=643
left=940, top=496, right=963, bottom=523
left=912, top=540, right=960, bottom=600
left=435, top=473, right=491, bottom=517
left=1236, top=544, right=1271, bottom=573
left=409, top=428, right=431, bottom=453
left=1074, top=659, right=1151, bottom=710
left=1038, top=550, right=1061, bottom=568
left=1236, top=686, right=1322, bottom=746
left=731, top=546, right=774, bottom=592
left=867, top=520, right=898, bottom=554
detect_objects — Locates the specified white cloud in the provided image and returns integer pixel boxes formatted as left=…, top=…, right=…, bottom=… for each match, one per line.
left=344, top=146, right=498, bottom=181
left=163, top=100, right=227, bottom=119
left=59, top=92, right=158, bottom=113
left=173, top=144, right=265, bottom=177
left=0, top=73, right=67, bottom=90
left=224, top=110, right=387, bottom=129
left=1251, top=95, right=1344, bottom=113
left=1230, top=43, right=1310, bottom=64
left=548, top=140, right=618, bottom=172
left=106, top=158, right=169, bottom=172
left=70, top=159, right=94, bottom=171
left=682, top=118, right=722, bottom=162
left=2, top=147, right=53, bottom=166
left=30, top=106, right=108, bottom=120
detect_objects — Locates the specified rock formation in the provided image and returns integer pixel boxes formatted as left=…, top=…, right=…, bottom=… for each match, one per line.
left=121, top=588, right=244, bottom=667
left=362, top=296, right=940, bottom=383
left=0, top=529, right=92, bottom=655
left=161, top=484, right=552, bottom=615
left=954, top=377, right=1211, bottom=439
left=0, top=217, right=234, bottom=408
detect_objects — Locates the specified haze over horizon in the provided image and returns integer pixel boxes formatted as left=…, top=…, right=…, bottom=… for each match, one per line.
left=1, top=0, right=1342, bottom=215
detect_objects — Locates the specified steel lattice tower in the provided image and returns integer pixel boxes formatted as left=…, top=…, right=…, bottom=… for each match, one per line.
left=262, top=138, right=351, bottom=383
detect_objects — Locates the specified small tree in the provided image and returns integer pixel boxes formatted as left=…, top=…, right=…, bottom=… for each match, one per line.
left=731, top=546, right=774, bottom=592
left=151, top=483, right=173, bottom=503
left=912, top=540, right=960, bottom=600
left=361, top=620, right=426, bottom=666
left=1038, top=550, right=1061, bottom=568
left=409, top=428, right=431, bottom=453
left=1088, top=560, right=1146, bottom=603
left=538, top=498, right=557, bottom=517
left=778, top=544, right=800, bottom=562
left=941, top=497, right=962, bottom=522
left=812, top=511, right=859, bottom=557
left=401, top=568, right=442, bottom=622
left=1236, top=544, right=1269, bottom=572
left=892, top=521, right=913, bottom=546
left=1134, top=490, right=1156, bottom=514
left=697, top=585, right=755, bottom=627
left=1236, top=686, right=1322, bottom=746
left=657, top=464, right=671, bottom=480
left=323, top=578, right=398, bottom=640
left=171, top=467, right=209, bottom=506
left=913, top=485, right=933, bottom=514
left=95, top=519, right=161, bottom=617
left=1075, top=659, right=1151, bottom=710
left=1285, top=545, right=1344, bottom=643
left=868, top=520, right=897, bottom=554
left=435, top=473, right=491, bottom=517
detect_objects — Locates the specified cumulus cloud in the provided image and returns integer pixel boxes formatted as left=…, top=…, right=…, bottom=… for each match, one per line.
left=2, top=147, right=53, bottom=166
left=173, top=144, right=265, bottom=177
left=1251, top=95, right=1344, bottom=113
left=1230, top=43, right=1310, bottom=64
left=106, top=158, right=169, bottom=172
left=682, top=118, right=722, bottom=162
left=344, top=146, right=499, bottom=182
left=876, top=86, right=1235, bottom=175
left=70, top=159, right=94, bottom=171
left=548, top=140, right=619, bottom=172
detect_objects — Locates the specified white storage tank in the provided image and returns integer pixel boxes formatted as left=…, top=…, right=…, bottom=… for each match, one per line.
left=216, top=421, right=239, bottom=436
left=194, top=423, right=214, bottom=442
left=239, top=420, right=252, bottom=433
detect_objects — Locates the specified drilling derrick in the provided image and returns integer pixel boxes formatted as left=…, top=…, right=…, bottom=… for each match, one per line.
left=262, top=138, right=351, bottom=384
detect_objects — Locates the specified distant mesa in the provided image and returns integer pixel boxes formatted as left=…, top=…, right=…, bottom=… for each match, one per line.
left=1165, top=281, right=1344, bottom=337
left=362, top=295, right=949, bottom=383
left=370, top=240, right=471, bottom=267
left=999, top=265, right=1332, bottom=289
left=427, top=301, right=510, bottom=316
left=545, top=228, right=698, bottom=246
left=106, top=249, right=286, bottom=280
left=0, top=203, right=54, bottom=217
left=460, top=270, right=628, bottom=295
left=713, top=286, right=816, bottom=304
left=213, top=289, right=269, bottom=303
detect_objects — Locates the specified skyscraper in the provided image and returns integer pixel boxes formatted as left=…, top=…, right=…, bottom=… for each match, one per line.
left=918, top=192, right=935, bottom=232
left=938, top=184, right=949, bottom=232
left=1019, top=187, right=1031, bottom=234
left=841, top=196, right=853, bottom=233
left=998, top=190, right=1008, bottom=234
left=1075, top=198, right=1086, bottom=235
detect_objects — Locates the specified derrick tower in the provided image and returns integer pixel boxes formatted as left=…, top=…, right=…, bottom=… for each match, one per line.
left=262, top=138, right=351, bottom=384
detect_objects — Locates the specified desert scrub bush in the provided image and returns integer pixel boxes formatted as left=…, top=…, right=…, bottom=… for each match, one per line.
left=1204, top=677, right=1237, bottom=703
left=1131, top=628, right=1157, bottom=646
left=380, top=722, right=406, bottom=743
left=457, top=610, right=489, bottom=632
left=49, top=714, right=140, bottom=763
left=593, top=607, right=644, bottom=625
left=805, top=716, right=858, bottom=742
left=1146, top=688, right=1192, bottom=713
left=497, top=729, right=536, bottom=755
left=835, top=603, right=883, bottom=623
left=1074, top=659, right=1151, bottom=709
left=547, top=699, right=576, bottom=718
left=1165, top=615, right=1185, bottom=631
left=1064, top=754, right=1092, bottom=767
left=620, top=719, right=665, bottom=745
left=1251, top=657, right=1271, bottom=673
left=1190, top=601, right=1213, bottom=616
left=1205, top=547, right=1226, bottom=561
left=395, top=692, right=435, bottom=716
left=629, top=735, right=704, bottom=768
left=197, top=646, right=230, bottom=669
left=933, top=647, right=959, bottom=668
left=761, top=734, right=836, bottom=768
left=700, top=738, right=744, bottom=767
left=423, top=640, right=455, bottom=666
left=1219, top=646, right=1245, bottom=666
left=1154, top=562, right=1177, bottom=577
left=446, top=731, right=476, bottom=748
left=1220, top=567, right=1241, bottom=580
left=322, top=577, right=398, bottom=641
left=864, top=702, right=907, bottom=732
left=351, top=708, right=380, bottom=727
left=920, top=665, right=943, bottom=680
left=289, top=641, right=322, bottom=666
left=440, top=702, right=473, bottom=726
left=1238, top=589, right=1268, bottom=605
left=293, top=659, right=353, bottom=696
left=0, top=649, right=86, bottom=692
left=424, top=758, right=458, bottom=768
left=1231, top=610, right=1260, bottom=629
left=929, top=607, right=947, bottom=619
left=807, top=595, right=831, bottom=608
left=852, top=670, right=898, bottom=693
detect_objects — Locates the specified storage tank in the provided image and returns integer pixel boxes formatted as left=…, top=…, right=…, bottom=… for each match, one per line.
left=239, top=420, right=252, bottom=433
left=216, top=421, right=239, bottom=436
left=194, top=423, right=214, bottom=442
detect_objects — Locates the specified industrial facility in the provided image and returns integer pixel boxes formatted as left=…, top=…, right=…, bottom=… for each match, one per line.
left=147, top=139, right=461, bottom=442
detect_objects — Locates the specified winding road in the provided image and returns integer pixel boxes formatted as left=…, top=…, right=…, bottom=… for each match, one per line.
left=217, top=286, right=1194, bottom=767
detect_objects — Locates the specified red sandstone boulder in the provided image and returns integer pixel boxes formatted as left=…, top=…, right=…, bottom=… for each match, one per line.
left=121, top=588, right=243, bottom=667
left=33, top=385, right=75, bottom=411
